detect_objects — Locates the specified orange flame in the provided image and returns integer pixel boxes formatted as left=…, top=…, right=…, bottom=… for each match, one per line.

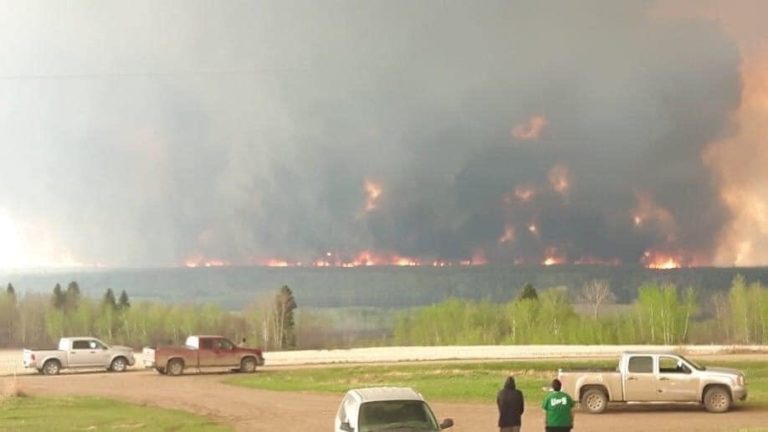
left=705, top=55, right=768, bottom=265
left=512, top=115, right=548, bottom=140
left=642, top=251, right=682, bottom=269
left=363, top=179, right=383, bottom=213
left=548, top=164, right=570, bottom=195
left=652, top=1, right=768, bottom=266
left=514, top=185, right=536, bottom=202
left=542, top=247, right=566, bottom=266
left=498, top=225, right=516, bottom=244
left=185, top=256, right=231, bottom=268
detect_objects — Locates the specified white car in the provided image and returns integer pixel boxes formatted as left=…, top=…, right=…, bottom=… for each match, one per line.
left=335, top=387, right=454, bottom=432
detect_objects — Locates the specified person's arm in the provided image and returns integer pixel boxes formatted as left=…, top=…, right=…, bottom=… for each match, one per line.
left=520, top=391, right=524, bottom=414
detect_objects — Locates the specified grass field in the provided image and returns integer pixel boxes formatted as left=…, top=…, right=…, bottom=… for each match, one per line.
left=0, top=396, right=230, bottom=431
left=229, top=359, right=768, bottom=406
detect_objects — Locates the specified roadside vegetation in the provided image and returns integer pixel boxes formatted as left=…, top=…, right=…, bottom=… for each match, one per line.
left=0, top=395, right=230, bottom=431
left=228, top=359, right=768, bottom=407
left=1, top=274, right=767, bottom=349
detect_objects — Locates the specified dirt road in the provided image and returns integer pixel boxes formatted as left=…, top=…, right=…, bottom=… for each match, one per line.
left=4, top=369, right=767, bottom=432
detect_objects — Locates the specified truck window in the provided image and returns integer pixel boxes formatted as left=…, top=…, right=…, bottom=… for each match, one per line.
left=217, top=339, right=234, bottom=350
left=72, top=340, right=90, bottom=349
left=628, top=356, right=653, bottom=373
left=89, top=340, right=105, bottom=350
left=200, top=339, right=214, bottom=350
left=660, top=356, right=690, bottom=374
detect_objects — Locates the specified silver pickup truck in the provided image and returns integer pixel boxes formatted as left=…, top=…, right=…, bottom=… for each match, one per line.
left=558, top=351, right=747, bottom=413
left=23, top=337, right=136, bottom=375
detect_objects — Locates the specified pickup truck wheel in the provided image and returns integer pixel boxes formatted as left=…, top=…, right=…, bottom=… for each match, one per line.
left=155, top=367, right=165, bottom=374
left=581, top=388, right=608, bottom=414
left=110, top=356, right=128, bottom=372
left=166, top=359, right=184, bottom=376
left=704, top=386, right=732, bottom=413
left=42, top=359, right=61, bottom=376
left=240, top=357, right=257, bottom=373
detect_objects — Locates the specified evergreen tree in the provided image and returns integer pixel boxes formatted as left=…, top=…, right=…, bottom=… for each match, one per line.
left=103, top=288, right=117, bottom=310
left=65, top=281, right=81, bottom=311
left=274, top=285, right=297, bottom=349
left=518, top=283, right=538, bottom=301
left=118, top=290, right=131, bottom=310
left=5, top=283, right=15, bottom=303
left=52, top=283, right=66, bottom=309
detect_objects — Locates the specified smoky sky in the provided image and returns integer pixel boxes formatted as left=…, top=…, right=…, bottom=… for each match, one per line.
left=0, top=0, right=741, bottom=267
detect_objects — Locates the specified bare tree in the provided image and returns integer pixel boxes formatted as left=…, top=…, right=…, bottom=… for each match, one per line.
left=710, top=292, right=729, bottom=341
left=579, top=279, right=615, bottom=320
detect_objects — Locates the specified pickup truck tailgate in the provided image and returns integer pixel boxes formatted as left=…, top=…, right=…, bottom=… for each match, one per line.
left=142, top=347, right=156, bottom=368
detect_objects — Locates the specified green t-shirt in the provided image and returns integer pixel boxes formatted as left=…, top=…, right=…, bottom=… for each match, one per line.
left=541, top=391, right=574, bottom=427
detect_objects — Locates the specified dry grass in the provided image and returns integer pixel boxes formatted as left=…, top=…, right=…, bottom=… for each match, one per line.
left=0, top=377, right=27, bottom=399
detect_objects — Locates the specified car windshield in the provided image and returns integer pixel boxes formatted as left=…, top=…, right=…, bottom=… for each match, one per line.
left=358, top=400, right=439, bottom=432
left=677, top=355, right=705, bottom=371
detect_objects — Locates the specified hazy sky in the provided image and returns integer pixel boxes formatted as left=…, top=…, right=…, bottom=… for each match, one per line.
left=0, top=0, right=760, bottom=268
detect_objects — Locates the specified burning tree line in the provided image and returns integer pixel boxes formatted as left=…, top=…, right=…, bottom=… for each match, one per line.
left=0, top=282, right=298, bottom=350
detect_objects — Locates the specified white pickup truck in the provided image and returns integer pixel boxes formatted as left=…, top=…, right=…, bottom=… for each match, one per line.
left=558, top=351, right=747, bottom=414
left=23, top=337, right=136, bottom=375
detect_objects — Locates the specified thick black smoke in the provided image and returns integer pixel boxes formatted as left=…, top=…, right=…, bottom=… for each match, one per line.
left=0, top=1, right=741, bottom=267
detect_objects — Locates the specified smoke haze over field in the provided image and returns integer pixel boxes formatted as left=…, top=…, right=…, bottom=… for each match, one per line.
left=0, top=0, right=762, bottom=268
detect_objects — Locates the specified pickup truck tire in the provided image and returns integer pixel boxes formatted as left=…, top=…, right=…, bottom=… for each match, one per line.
left=240, top=357, right=257, bottom=373
left=703, top=386, right=732, bottom=413
left=155, top=367, right=166, bottom=374
left=581, top=388, right=608, bottom=414
left=42, top=359, right=61, bottom=376
left=166, top=359, right=185, bottom=376
left=110, top=356, right=128, bottom=372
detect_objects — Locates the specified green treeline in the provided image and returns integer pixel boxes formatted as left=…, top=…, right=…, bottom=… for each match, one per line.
left=394, top=275, right=768, bottom=345
left=2, top=276, right=768, bottom=349
left=0, top=282, right=298, bottom=350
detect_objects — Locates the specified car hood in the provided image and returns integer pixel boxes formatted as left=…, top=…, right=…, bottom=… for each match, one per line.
left=703, top=367, right=743, bottom=377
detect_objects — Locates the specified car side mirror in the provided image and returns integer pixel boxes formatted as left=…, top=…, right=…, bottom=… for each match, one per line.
left=340, top=421, right=354, bottom=432
left=440, top=418, right=454, bottom=429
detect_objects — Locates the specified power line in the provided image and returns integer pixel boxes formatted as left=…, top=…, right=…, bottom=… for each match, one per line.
left=0, top=67, right=307, bottom=81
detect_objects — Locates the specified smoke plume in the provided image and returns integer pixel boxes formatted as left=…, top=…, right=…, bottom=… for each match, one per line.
left=0, top=0, right=751, bottom=268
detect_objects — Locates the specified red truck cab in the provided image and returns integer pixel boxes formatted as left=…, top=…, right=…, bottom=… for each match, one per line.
left=143, top=335, right=265, bottom=376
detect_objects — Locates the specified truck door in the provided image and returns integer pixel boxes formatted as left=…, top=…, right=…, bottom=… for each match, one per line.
left=69, top=339, right=102, bottom=367
left=213, top=338, right=238, bottom=367
left=89, top=339, right=111, bottom=367
left=623, top=355, right=657, bottom=401
left=656, top=355, right=700, bottom=401
left=197, top=337, right=217, bottom=368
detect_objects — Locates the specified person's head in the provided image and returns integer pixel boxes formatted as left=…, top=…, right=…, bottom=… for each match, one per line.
left=552, top=379, right=562, bottom=392
left=504, top=375, right=516, bottom=389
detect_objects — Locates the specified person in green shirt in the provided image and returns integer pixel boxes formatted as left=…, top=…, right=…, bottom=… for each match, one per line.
left=541, top=379, right=575, bottom=432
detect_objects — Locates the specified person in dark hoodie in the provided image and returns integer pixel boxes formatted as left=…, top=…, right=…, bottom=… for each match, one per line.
left=497, top=375, right=525, bottom=432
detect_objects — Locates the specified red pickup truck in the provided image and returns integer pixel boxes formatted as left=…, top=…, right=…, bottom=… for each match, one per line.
left=143, top=335, right=265, bottom=376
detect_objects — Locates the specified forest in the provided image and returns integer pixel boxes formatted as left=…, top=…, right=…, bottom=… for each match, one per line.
left=4, top=265, right=768, bottom=309
left=1, top=274, right=767, bottom=349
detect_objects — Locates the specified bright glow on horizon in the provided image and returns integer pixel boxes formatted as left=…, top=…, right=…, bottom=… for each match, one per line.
left=0, top=209, right=85, bottom=270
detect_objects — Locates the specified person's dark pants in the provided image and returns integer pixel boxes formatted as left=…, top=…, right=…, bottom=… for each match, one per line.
left=500, top=427, right=520, bottom=432
left=546, top=427, right=572, bottom=432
